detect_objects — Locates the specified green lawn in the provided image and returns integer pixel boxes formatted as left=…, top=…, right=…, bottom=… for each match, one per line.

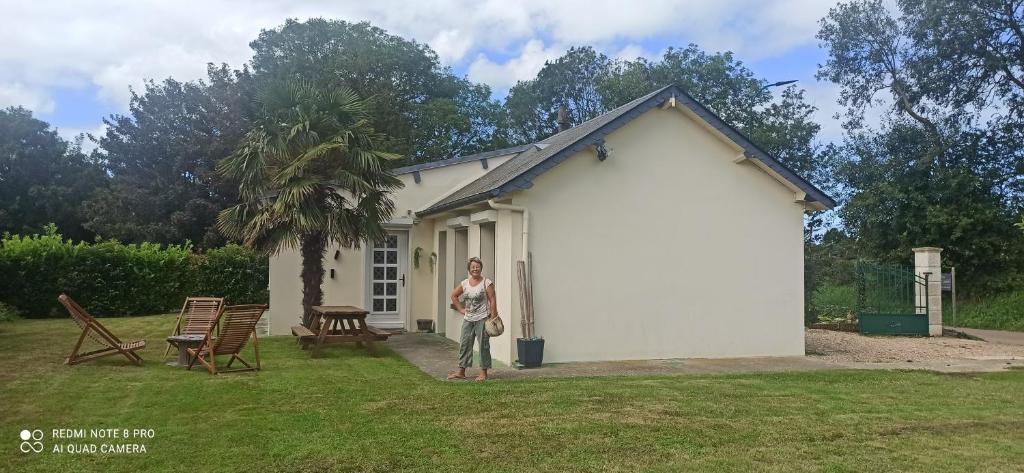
left=3, top=315, right=1024, bottom=472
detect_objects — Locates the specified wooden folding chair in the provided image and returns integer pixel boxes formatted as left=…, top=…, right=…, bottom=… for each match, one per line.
left=58, top=294, right=146, bottom=366
left=187, top=304, right=267, bottom=374
left=164, top=297, right=224, bottom=359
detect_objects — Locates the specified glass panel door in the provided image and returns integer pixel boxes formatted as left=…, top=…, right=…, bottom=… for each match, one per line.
left=370, top=234, right=400, bottom=315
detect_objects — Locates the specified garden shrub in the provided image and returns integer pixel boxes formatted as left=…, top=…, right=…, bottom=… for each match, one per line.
left=952, top=289, right=1024, bottom=331
left=0, top=225, right=268, bottom=317
left=0, top=302, right=20, bottom=322
left=196, top=244, right=269, bottom=305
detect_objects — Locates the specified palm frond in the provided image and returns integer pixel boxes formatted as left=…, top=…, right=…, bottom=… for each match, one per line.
left=217, top=79, right=405, bottom=252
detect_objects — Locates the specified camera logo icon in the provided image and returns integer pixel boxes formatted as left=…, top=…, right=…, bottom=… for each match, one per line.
left=19, top=430, right=43, bottom=453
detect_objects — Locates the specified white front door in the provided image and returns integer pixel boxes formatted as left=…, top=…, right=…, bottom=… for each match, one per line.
left=366, top=231, right=408, bottom=329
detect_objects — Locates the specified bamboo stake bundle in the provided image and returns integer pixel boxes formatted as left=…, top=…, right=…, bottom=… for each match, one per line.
left=527, top=252, right=535, bottom=338
left=517, top=260, right=528, bottom=337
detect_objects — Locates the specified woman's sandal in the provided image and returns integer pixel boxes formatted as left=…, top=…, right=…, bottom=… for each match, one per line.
left=446, top=372, right=466, bottom=380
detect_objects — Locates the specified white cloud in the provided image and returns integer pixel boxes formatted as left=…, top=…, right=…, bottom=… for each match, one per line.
left=0, top=0, right=843, bottom=120
left=802, top=81, right=846, bottom=144
left=613, top=44, right=661, bottom=62
left=0, top=82, right=55, bottom=113
left=56, top=123, right=108, bottom=153
left=467, top=40, right=564, bottom=90
left=803, top=80, right=894, bottom=144
left=430, top=29, right=475, bottom=65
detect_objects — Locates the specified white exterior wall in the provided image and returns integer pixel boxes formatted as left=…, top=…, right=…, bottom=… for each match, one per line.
left=509, top=105, right=806, bottom=362
left=268, top=246, right=303, bottom=335
left=267, top=153, right=514, bottom=335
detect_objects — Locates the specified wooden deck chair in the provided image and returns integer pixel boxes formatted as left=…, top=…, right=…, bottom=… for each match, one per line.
left=164, top=297, right=224, bottom=358
left=187, top=304, right=267, bottom=374
left=58, top=294, right=146, bottom=366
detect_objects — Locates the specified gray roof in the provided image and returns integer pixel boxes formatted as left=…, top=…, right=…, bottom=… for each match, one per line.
left=417, top=84, right=836, bottom=216
left=392, top=144, right=534, bottom=175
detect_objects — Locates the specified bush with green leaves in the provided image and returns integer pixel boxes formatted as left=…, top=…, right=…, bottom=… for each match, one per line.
left=195, top=244, right=269, bottom=306
left=951, top=290, right=1024, bottom=332
left=0, top=302, right=20, bottom=322
left=0, top=225, right=267, bottom=317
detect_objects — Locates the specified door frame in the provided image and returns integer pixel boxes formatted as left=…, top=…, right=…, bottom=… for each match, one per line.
left=435, top=230, right=447, bottom=335
left=363, top=229, right=410, bottom=329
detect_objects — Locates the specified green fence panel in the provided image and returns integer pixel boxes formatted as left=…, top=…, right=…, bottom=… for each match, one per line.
left=855, top=261, right=929, bottom=336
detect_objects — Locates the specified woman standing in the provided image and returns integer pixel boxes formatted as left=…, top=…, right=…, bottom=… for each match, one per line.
left=448, top=257, right=497, bottom=381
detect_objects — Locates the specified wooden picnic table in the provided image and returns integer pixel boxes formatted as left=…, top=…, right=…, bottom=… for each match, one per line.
left=291, top=305, right=390, bottom=358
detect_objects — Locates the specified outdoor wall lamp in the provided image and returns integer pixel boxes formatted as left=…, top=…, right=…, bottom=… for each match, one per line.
left=594, top=140, right=609, bottom=161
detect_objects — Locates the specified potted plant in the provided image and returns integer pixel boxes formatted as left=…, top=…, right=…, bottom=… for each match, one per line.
left=516, top=337, right=544, bottom=368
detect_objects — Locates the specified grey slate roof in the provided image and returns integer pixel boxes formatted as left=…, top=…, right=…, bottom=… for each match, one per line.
left=392, top=144, right=534, bottom=175
left=417, top=84, right=836, bottom=216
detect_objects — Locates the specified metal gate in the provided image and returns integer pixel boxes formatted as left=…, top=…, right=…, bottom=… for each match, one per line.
left=855, top=261, right=930, bottom=336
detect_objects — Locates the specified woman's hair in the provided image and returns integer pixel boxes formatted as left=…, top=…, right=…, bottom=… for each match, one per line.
left=467, top=257, right=483, bottom=270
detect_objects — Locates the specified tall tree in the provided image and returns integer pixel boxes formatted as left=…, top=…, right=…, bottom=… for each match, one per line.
left=0, top=107, right=105, bottom=240
left=817, top=0, right=950, bottom=161
left=408, top=76, right=509, bottom=163
left=902, top=0, right=1024, bottom=121
left=248, top=18, right=504, bottom=163
left=836, top=122, right=1023, bottom=294
left=601, top=45, right=768, bottom=129
left=218, top=81, right=402, bottom=326
left=505, top=47, right=613, bottom=143
left=86, top=65, right=255, bottom=248
left=818, top=0, right=1024, bottom=294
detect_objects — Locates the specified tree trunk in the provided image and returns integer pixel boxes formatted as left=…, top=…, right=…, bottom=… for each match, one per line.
left=299, top=231, right=328, bottom=327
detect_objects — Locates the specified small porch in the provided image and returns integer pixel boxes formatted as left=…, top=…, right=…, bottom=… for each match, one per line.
left=422, top=203, right=527, bottom=366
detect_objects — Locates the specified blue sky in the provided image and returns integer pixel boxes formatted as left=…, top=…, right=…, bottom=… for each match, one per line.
left=0, top=1, right=847, bottom=148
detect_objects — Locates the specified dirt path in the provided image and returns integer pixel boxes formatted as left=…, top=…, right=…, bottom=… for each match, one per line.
left=806, top=329, right=1024, bottom=372
left=948, top=327, right=1024, bottom=346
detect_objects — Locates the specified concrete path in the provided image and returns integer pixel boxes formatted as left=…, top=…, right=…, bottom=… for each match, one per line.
left=387, top=333, right=843, bottom=381
left=386, top=333, right=1024, bottom=380
left=946, top=327, right=1024, bottom=346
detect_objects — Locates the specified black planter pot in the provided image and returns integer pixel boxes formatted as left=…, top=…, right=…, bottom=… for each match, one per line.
left=416, top=319, right=434, bottom=333
left=516, top=338, right=545, bottom=368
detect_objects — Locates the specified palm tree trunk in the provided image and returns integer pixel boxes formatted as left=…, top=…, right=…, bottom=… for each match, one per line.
left=300, top=231, right=328, bottom=327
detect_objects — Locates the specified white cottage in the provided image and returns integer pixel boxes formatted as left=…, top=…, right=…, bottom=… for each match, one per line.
left=266, top=84, right=835, bottom=364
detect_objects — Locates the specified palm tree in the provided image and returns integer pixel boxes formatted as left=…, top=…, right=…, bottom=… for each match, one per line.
left=218, top=81, right=403, bottom=326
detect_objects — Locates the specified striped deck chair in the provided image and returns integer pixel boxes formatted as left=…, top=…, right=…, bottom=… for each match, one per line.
left=187, top=304, right=267, bottom=374
left=58, top=294, right=146, bottom=366
left=164, top=297, right=224, bottom=359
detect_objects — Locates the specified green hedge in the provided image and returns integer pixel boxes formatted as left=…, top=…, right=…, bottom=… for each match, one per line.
left=0, top=225, right=268, bottom=317
left=948, top=289, right=1024, bottom=331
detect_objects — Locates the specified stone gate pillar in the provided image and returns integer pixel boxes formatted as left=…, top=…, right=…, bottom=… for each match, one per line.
left=912, top=247, right=943, bottom=336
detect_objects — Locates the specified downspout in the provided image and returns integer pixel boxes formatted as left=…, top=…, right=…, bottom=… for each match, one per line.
left=486, top=199, right=528, bottom=260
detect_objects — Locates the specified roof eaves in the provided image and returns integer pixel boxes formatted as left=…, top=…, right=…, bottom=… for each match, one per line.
left=418, top=83, right=836, bottom=214
left=670, top=90, right=837, bottom=208
left=416, top=190, right=496, bottom=217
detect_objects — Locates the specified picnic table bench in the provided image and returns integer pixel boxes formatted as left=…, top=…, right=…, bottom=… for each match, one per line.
left=291, top=305, right=390, bottom=358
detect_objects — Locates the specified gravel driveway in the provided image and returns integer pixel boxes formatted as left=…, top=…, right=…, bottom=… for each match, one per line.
left=806, top=329, right=1024, bottom=364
